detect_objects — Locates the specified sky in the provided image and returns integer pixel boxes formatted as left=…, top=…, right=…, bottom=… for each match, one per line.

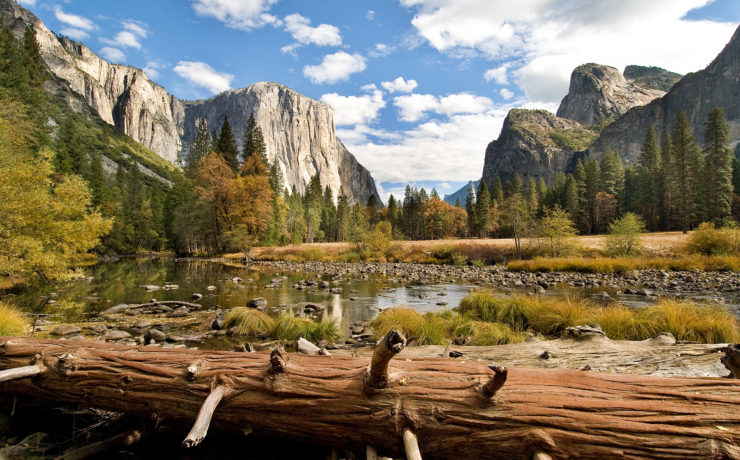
left=17, top=0, right=740, bottom=202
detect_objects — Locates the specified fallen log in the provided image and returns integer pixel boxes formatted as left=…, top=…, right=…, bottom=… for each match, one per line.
left=0, top=335, right=739, bottom=459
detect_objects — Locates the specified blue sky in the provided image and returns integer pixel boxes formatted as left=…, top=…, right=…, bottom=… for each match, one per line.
left=18, top=0, right=740, bottom=201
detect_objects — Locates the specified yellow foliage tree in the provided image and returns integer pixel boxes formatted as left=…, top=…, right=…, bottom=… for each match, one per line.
left=424, top=195, right=467, bottom=239
left=0, top=98, right=111, bottom=279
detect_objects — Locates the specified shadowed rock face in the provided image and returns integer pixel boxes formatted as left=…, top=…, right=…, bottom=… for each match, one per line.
left=481, top=109, right=592, bottom=186
left=182, top=82, right=379, bottom=204
left=623, top=65, right=683, bottom=92
left=589, top=24, right=740, bottom=165
left=0, top=0, right=379, bottom=205
left=556, top=63, right=665, bottom=126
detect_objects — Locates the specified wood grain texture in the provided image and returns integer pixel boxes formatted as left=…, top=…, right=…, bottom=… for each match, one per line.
left=0, top=337, right=739, bottom=459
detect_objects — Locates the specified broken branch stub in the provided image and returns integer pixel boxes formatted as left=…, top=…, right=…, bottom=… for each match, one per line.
left=481, top=365, right=508, bottom=398
left=367, top=330, right=406, bottom=389
left=722, top=344, right=740, bottom=378
left=182, top=385, right=228, bottom=448
left=0, top=364, right=44, bottom=383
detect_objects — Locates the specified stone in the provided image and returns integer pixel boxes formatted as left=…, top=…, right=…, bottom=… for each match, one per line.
left=105, top=330, right=132, bottom=341
left=50, top=325, right=81, bottom=336
left=246, top=297, right=268, bottom=309
left=100, top=304, right=130, bottom=315
left=146, top=329, right=166, bottom=342
left=192, top=293, right=203, bottom=301
left=132, top=320, right=149, bottom=329
left=89, top=325, right=108, bottom=335
left=318, top=280, right=330, bottom=289
left=212, top=310, right=227, bottom=330
left=142, top=285, right=160, bottom=291
left=170, top=306, right=190, bottom=318
left=206, top=285, right=217, bottom=291
left=303, top=303, right=326, bottom=313
left=166, top=335, right=186, bottom=343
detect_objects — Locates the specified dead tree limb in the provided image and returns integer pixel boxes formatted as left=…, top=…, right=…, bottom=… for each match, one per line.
left=366, top=331, right=406, bottom=390
left=0, top=364, right=44, bottom=383
left=403, top=429, right=422, bottom=460
left=57, top=429, right=143, bottom=460
left=0, top=336, right=739, bottom=459
left=183, top=384, right=228, bottom=448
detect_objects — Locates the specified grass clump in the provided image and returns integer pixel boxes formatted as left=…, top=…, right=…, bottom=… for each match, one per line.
left=507, top=255, right=740, bottom=273
left=224, top=308, right=275, bottom=337
left=370, top=307, right=426, bottom=341
left=271, top=313, right=341, bottom=342
left=455, top=291, right=739, bottom=344
left=0, top=303, right=27, bottom=336
left=686, top=223, right=739, bottom=256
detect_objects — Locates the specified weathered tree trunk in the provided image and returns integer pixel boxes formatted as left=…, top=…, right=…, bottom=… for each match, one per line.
left=0, top=336, right=739, bottom=459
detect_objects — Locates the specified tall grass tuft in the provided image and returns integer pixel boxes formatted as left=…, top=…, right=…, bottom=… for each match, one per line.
left=526, top=294, right=592, bottom=336
left=589, top=305, right=637, bottom=340
left=224, top=308, right=275, bottom=337
left=370, top=307, right=426, bottom=341
left=0, top=303, right=27, bottom=337
left=271, top=313, right=341, bottom=342
left=508, top=255, right=740, bottom=273
left=635, top=299, right=739, bottom=343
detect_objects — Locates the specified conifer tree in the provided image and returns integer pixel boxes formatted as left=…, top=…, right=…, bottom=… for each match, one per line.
left=215, top=117, right=239, bottom=172
left=243, top=113, right=267, bottom=167
left=637, top=126, right=662, bottom=230
left=475, top=181, right=492, bottom=237
left=455, top=197, right=463, bottom=208
left=660, top=133, right=675, bottom=230
left=22, top=26, right=45, bottom=88
left=491, top=177, right=504, bottom=205
left=465, top=184, right=477, bottom=235
left=670, top=111, right=702, bottom=232
left=564, top=175, right=579, bottom=225
left=600, top=150, right=624, bottom=206
left=189, top=119, right=212, bottom=170
left=702, top=106, right=733, bottom=224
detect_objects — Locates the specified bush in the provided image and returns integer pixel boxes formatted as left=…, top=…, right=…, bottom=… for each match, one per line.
left=687, top=222, right=733, bottom=255
left=451, top=252, right=468, bottom=266
left=364, top=221, right=392, bottom=256
left=0, top=303, right=27, bottom=336
left=224, top=308, right=275, bottom=336
left=605, top=212, right=646, bottom=256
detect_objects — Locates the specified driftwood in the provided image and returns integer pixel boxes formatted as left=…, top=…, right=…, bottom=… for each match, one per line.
left=723, top=344, right=740, bottom=378
left=0, top=335, right=739, bottom=459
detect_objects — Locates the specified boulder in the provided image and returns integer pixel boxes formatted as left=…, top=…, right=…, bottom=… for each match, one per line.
left=50, top=325, right=81, bottom=336
left=169, top=307, right=190, bottom=318
left=246, top=297, right=268, bottom=309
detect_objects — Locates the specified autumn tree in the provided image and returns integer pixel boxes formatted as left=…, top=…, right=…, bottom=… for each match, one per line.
left=538, top=206, right=576, bottom=257
left=500, top=193, right=533, bottom=258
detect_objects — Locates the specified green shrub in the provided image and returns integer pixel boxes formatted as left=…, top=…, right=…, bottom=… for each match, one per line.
left=687, top=222, right=733, bottom=255
left=605, top=212, right=646, bottom=256
left=451, top=252, right=468, bottom=266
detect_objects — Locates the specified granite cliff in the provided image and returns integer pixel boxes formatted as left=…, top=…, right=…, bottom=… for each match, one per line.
left=0, top=0, right=379, bottom=204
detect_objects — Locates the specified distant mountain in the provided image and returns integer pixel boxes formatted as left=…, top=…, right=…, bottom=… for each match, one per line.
left=444, top=180, right=479, bottom=207
left=0, top=0, right=379, bottom=204
left=480, top=24, right=739, bottom=188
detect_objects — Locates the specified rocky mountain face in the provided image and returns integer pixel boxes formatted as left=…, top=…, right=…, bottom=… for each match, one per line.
left=0, top=0, right=184, bottom=163
left=482, top=109, right=595, bottom=186
left=589, top=25, right=740, bottom=164
left=623, top=65, right=683, bottom=92
left=556, top=63, right=665, bottom=126
left=182, top=82, right=379, bottom=203
left=1, top=0, right=378, bottom=204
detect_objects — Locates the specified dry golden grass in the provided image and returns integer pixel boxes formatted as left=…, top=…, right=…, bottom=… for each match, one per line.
left=508, top=255, right=740, bottom=273
left=0, top=303, right=27, bottom=337
left=239, top=232, right=692, bottom=265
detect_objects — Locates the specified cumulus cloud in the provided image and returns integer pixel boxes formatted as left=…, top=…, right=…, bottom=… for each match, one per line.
left=192, top=0, right=280, bottom=30
left=381, top=77, right=418, bottom=93
left=281, top=13, right=342, bottom=55
left=342, top=108, right=510, bottom=185
left=60, top=27, right=89, bottom=41
left=101, top=21, right=149, bottom=50
left=54, top=6, right=95, bottom=31
left=366, top=10, right=375, bottom=21
left=174, top=61, right=234, bottom=94
left=303, top=51, right=367, bottom=84
left=393, top=92, right=493, bottom=122
left=100, top=47, right=125, bottom=63
left=123, top=21, right=148, bottom=38
left=500, top=88, right=514, bottom=100
left=321, top=87, right=386, bottom=126
left=483, top=63, right=510, bottom=84
left=402, top=0, right=737, bottom=105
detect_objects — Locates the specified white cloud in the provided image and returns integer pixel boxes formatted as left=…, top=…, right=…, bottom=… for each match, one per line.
left=123, top=21, right=148, bottom=38
left=381, top=77, right=418, bottom=93
left=439, top=182, right=452, bottom=190
left=342, top=108, right=510, bottom=185
left=369, top=43, right=394, bottom=58
left=366, top=10, right=375, bottom=21
left=143, top=61, right=165, bottom=80
left=54, top=6, right=95, bottom=31
left=303, top=51, right=367, bottom=84
left=402, top=0, right=737, bottom=105
left=100, top=47, right=125, bottom=63
left=174, top=61, right=234, bottom=94
left=192, top=0, right=280, bottom=30
left=113, top=30, right=142, bottom=49
left=393, top=94, right=439, bottom=122
left=281, top=13, right=342, bottom=55
left=393, top=92, right=493, bottom=122
left=500, top=88, right=514, bottom=100
left=321, top=88, right=386, bottom=126
left=484, top=63, right=510, bottom=84
left=60, top=27, right=89, bottom=41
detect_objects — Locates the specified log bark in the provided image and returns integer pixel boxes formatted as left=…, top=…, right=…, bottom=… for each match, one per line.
left=723, top=344, right=740, bottom=378
left=0, top=336, right=739, bottom=459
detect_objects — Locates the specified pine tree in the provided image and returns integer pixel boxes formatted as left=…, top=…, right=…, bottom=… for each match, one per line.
left=638, top=126, right=662, bottom=230
left=574, top=160, right=588, bottom=233
left=491, top=177, right=503, bottom=206
left=215, top=117, right=239, bottom=172
left=455, top=197, right=463, bottom=208
left=525, top=177, right=538, bottom=213
left=600, top=150, right=624, bottom=206
left=660, top=133, right=674, bottom=230
left=564, top=175, right=579, bottom=225
left=189, top=119, right=212, bottom=170
left=243, top=113, right=267, bottom=168
left=670, top=111, right=702, bottom=232
left=584, top=159, right=601, bottom=234
left=702, top=106, right=733, bottom=224
left=475, top=181, right=492, bottom=237
left=22, top=26, right=45, bottom=88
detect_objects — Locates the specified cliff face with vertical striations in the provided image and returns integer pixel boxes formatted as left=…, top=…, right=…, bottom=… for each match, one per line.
left=0, top=0, right=379, bottom=204
left=182, top=82, right=379, bottom=203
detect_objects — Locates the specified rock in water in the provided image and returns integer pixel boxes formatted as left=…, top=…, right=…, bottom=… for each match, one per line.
left=246, top=297, right=268, bottom=309
left=50, top=325, right=81, bottom=336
